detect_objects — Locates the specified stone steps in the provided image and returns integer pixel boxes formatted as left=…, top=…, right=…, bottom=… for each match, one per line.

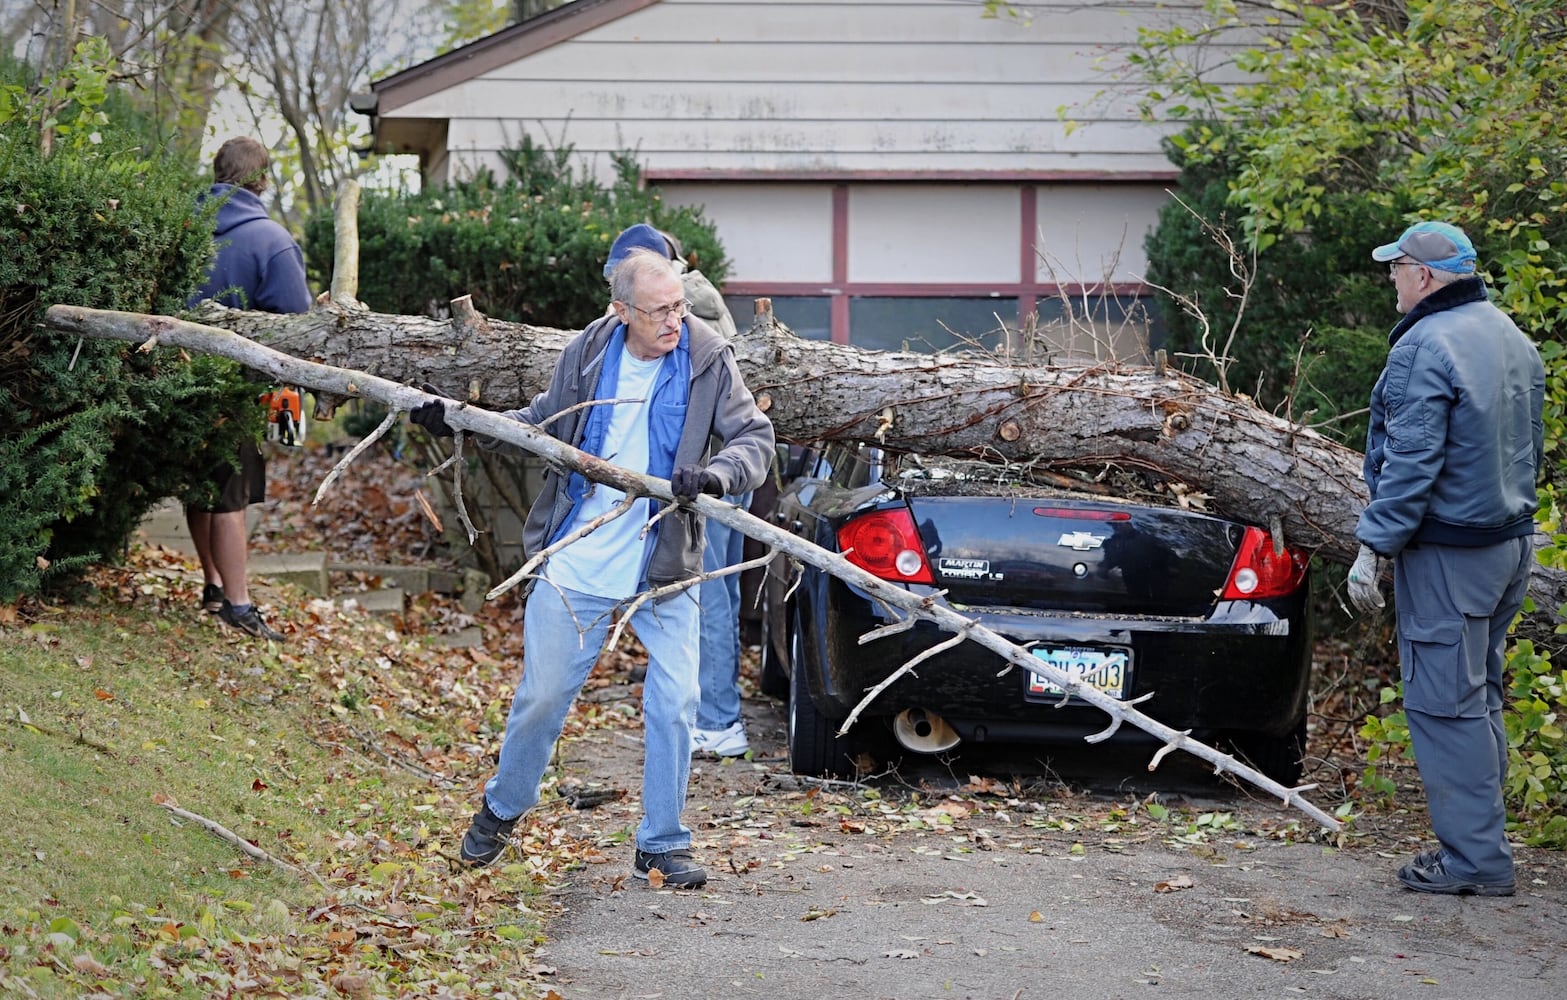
left=249, top=552, right=491, bottom=616
left=136, top=500, right=487, bottom=646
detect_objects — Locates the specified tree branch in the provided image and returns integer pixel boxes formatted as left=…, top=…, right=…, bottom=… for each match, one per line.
left=46, top=303, right=1348, bottom=830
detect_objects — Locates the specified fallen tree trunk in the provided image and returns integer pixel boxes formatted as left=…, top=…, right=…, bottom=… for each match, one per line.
left=41, top=302, right=1344, bottom=831
left=45, top=300, right=1567, bottom=619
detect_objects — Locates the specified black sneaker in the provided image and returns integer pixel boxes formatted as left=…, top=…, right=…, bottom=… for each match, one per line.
left=218, top=601, right=285, bottom=642
left=633, top=847, right=707, bottom=888
left=201, top=583, right=224, bottom=614
left=460, top=802, right=518, bottom=867
left=1397, top=853, right=1514, bottom=896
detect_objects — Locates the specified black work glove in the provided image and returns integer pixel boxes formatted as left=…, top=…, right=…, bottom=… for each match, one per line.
left=409, top=383, right=454, bottom=438
left=671, top=464, right=722, bottom=500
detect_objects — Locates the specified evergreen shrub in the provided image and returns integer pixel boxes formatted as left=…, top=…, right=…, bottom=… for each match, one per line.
left=1143, top=128, right=1402, bottom=445
left=0, top=57, right=257, bottom=600
left=303, top=139, right=728, bottom=328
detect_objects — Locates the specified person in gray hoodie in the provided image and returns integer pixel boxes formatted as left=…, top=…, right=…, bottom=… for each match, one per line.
left=412, top=250, right=773, bottom=887
left=1348, top=221, right=1544, bottom=897
left=185, top=136, right=311, bottom=642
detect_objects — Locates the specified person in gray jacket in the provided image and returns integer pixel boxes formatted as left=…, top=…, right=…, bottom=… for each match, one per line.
left=411, top=250, right=773, bottom=887
left=1348, top=221, right=1544, bottom=897
left=599, top=223, right=755, bottom=757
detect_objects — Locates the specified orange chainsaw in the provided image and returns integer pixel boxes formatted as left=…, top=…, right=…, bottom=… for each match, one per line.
left=259, top=386, right=306, bottom=446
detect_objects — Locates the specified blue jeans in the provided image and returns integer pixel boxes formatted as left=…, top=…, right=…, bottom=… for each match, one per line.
left=696, top=492, right=751, bottom=731
left=483, top=583, right=700, bottom=853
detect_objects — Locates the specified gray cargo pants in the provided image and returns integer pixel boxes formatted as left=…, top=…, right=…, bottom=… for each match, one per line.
left=1392, top=536, right=1532, bottom=882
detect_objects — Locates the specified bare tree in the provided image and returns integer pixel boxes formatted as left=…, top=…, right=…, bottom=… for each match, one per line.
left=12, top=0, right=442, bottom=225
left=226, top=1, right=403, bottom=227
left=10, top=1, right=236, bottom=156
left=131, top=0, right=235, bottom=157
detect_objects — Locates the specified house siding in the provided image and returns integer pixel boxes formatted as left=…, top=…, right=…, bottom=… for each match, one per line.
left=393, top=0, right=1233, bottom=183
left=370, top=0, right=1251, bottom=346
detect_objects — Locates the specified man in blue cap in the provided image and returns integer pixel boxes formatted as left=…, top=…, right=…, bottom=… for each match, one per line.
left=1348, top=220, right=1544, bottom=896
left=604, top=224, right=756, bottom=759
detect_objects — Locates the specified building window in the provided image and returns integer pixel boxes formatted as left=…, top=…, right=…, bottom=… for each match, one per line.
left=847, top=297, right=1011, bottom=354
left=1028, top=292, right=1165, bottom=364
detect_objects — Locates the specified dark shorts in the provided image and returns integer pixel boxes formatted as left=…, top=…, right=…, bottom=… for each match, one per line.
left=189, top=442, right=266, bottom=514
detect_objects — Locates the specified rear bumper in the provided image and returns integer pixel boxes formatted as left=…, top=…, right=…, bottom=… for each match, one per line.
left=804, top=576, right=1312, bottom=742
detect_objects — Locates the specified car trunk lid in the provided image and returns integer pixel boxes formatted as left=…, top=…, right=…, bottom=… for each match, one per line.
left=900, top=494, right=1243, bottom=616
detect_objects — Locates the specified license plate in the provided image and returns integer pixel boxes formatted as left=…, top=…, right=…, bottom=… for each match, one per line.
left=1027, top=647, right=1129, bottom=701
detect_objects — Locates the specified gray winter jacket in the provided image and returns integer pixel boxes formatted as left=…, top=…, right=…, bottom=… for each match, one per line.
left=496, top=312, right=774, bottom=590
left=1357, top=277, right=1544, bottom=557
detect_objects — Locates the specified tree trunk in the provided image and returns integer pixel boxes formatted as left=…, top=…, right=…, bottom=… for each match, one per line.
left=43, top=300, right=1567, bottom=621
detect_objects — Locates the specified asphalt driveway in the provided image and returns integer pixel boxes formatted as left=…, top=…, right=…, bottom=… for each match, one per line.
left=522, top=693, right=1566, bottom=1000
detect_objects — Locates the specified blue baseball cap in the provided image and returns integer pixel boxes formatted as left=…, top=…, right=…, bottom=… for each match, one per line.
left=603, top=223, right=672, bottom=277
left=1371, top=221, right=1477, bottom=274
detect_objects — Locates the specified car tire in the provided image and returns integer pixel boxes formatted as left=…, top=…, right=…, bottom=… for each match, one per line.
left=757, top=594, right=788, bottom=700
left=1229, top=716, right=1308, bottom=786
left=787, top=616, right=857, bottom=778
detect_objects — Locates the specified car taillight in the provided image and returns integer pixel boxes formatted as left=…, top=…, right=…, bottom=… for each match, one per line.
left=838, top=509, right=933, bottom=584
left=1220, top=526, right=1308, bottom=600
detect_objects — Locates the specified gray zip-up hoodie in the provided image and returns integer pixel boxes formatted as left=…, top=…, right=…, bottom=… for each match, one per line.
left=1357, top=277, right=1544, bottom=557
left=495, top=312, right=774, bottom=590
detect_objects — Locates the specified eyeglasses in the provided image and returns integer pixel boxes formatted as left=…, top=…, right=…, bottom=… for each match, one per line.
left=629, top=299, right=691, bottom=324
left=1389, top=261, right=1426, bottom=277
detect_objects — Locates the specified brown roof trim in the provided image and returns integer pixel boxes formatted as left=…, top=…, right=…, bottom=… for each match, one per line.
left=371, top=0, right=660, bottom=115
left=644, top=168, right=1181, bottom=183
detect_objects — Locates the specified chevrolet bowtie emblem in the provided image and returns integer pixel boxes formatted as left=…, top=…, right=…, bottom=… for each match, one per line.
left=1057, top=531, right=1107, bottom=551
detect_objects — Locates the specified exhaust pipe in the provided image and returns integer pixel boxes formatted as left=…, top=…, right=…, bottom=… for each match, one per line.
left=892, top=707, right=961, bottom=753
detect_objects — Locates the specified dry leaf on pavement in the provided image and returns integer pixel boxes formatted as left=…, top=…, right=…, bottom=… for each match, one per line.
left=1244, top=944, right=1303, bottom=962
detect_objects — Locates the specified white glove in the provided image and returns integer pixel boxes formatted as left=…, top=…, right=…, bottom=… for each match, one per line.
left=1347, top=544, right=1386, bottom=614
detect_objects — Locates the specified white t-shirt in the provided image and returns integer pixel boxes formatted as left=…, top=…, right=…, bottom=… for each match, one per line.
left=544, top=346, right=664, bottom=599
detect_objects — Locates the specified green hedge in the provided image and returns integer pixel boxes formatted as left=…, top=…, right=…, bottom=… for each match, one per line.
left=304, top=142, right=728, bottom=328
left=0, top=120, right=258, bottom=600
left=1143, top=129, right=1404, bottom=446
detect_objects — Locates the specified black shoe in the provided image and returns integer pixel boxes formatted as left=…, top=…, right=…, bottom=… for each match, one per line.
left=1397, top=853, right=1514, bottom=896
left=633, top=847, right=707, bottom=888
left=218, top=601, right=285, bottom=642
left=460, top=803, right=517, bottom=867
left=201, top=583, right=224, bottom=614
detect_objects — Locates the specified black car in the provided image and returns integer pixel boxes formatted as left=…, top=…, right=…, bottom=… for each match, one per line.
left=758, top=444, right=1314, bottom=783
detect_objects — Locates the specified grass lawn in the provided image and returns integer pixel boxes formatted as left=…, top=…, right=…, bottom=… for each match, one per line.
left=0, top=549, right=556, bottom=999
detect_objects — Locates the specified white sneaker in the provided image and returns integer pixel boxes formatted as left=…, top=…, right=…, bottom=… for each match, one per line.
left=692, top=721, right=750, bottom=757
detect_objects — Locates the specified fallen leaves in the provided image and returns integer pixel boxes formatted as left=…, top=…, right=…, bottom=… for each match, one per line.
left=72, top=953, right=111, bottom=976
left=1245, top=944, right=1304, bottom=963
left=922, top=890, right=987, bottom=906
left=1154, top=874, right=1195, bottom=892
